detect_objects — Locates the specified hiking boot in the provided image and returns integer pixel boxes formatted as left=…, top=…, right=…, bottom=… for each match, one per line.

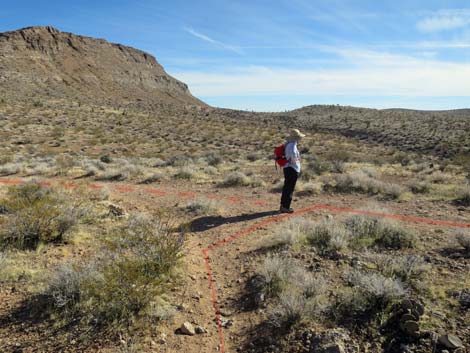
left=280, top=207, right=294, bottom=214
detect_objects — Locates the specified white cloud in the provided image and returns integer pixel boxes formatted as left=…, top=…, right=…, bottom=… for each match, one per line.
left=417, top=9, right=470, bottom=33
left=174, top=49, right=470, bottom=97
left=183, top=27, right=243, bottom=54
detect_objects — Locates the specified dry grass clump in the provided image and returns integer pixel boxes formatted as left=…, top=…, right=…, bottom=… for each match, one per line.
left=44, top=213, right=184, bottom=331
left=0, top=183, right=81, bottom=250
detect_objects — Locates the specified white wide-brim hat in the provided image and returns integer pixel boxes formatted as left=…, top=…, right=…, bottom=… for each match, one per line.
left=289, top=128, right=306, bottom=138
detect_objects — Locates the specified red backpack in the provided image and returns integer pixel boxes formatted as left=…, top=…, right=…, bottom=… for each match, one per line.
left=274, top=144, right=288, bottom=168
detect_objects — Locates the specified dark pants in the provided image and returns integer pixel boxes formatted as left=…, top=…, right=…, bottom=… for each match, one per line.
left=280, top=167, right=299, bottom=209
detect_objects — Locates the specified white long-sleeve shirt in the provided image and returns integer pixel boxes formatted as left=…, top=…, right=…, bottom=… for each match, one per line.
left=284, top=141, right=301, bottom=173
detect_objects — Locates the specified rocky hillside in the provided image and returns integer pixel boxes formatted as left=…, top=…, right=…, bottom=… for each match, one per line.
left=0, top=26, right=204, bottom=108
left=283, top=105, right=470, bottom=159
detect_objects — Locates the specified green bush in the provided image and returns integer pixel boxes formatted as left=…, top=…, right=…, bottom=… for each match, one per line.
left=0, top=183, right=79, bottom=250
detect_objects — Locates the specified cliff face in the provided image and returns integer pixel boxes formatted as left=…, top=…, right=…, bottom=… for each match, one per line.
left=0, top=26, right=205, bottom=107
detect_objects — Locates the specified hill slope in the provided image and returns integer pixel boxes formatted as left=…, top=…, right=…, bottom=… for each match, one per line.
left=0, top=26, right=204, bottom=107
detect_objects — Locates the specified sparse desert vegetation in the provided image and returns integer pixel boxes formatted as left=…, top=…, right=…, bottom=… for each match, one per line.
left=0, top=25, right=469, bottom=353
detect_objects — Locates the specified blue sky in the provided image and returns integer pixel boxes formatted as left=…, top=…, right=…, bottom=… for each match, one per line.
left=2, top=0, right=470, bottom=111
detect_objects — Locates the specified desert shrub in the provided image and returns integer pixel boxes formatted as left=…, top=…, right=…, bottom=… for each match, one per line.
left=391, top=152, right=411, bottom=166
left=139, top=172, right=163, bottom=184
left=183, top=199, right=219, bottom=216
left=249, top=176, right=265, bottom=187
left=204, top=152, right=223, bottom=166
left=0, top=154, right=13, bottom=165
left=301, top=156, right=333, bottom=179
left=330, top=170, right=404, bottom=199
left=173, top=167, right=194, bottom=180
left=455, top=186, right=470, bottom=206
left=0, top=163, right=21, bottom=176
left=166, top=155, right=193, bottom=167
left=95, top=163, right=142, bottom=181
left=203, top=166, right=218, bottom=175
left=345, top=215, right=415, bottom=250
left=425, top=171, right=453, bottom=184
left=409, top=180, right=431, bottom=194
left=374, top=220, right=416, bottom=249
left=268, top=289, right=308, bottom=328
left=100, top=155, right=113, bottom=164
left=345, top=215, right=381, bottom=249
left=258, top=255, right=292, bottom=297
left=246, top=153, right=260, bottom=162
left=370, top=254, right=429, bottom=290
left=332, top=271, right=406, bottom=324
left=264, top=218, right=313, bottom=248
left=55, top=154, right=77, bottom=174
left=297, top=182, right=322, bottom=196
left=271, top=179, right=284, bottom=193
left=45, top=213, right=184, bottom=331
left=220, top=172, right=250, bottom=187
left=306, top=218, right=350, bottom=255
left=260, top=256, right=327, bottom=328
left=456, top=230, right=470, bottom=254
left=0, top=183, right=80, bottom=250
left=289, top=265, right=327, bottom=299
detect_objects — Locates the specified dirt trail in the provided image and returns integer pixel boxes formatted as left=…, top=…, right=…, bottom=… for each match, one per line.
left=0, top=176, right=469, bottom=353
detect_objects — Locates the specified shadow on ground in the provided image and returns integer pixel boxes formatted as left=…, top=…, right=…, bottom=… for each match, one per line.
left=189, top=210, right=279, bottom=232
left=0, top=294, right=113, bottom=352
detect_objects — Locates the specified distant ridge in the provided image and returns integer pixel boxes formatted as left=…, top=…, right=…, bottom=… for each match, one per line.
left=0, top=26, right=205, bottom=108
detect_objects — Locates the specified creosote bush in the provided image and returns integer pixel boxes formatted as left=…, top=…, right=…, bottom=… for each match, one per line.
left=45, top=213, right=184, bottom=331
left=0, top=183, right=80, bottom=250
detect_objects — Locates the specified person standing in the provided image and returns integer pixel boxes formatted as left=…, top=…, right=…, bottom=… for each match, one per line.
left=280, top=129, right=305, bottom=213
